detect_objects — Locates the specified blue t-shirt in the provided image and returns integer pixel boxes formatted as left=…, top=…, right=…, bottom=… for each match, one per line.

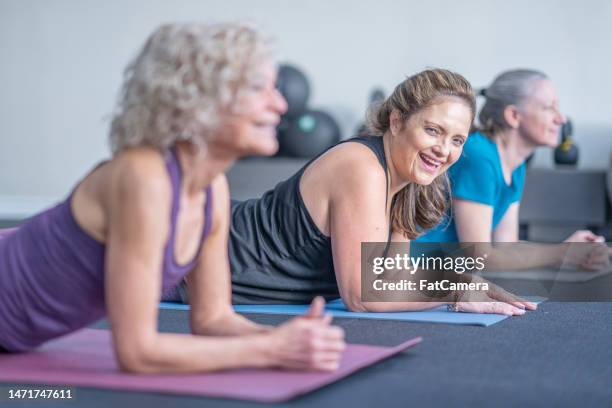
left=417, top=132, right=526, bottom=242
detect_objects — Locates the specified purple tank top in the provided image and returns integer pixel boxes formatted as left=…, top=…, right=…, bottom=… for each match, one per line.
left=0, top=148, right=213, bottom=351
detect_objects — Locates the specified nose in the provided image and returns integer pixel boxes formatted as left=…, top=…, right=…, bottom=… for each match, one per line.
left=272, top=88, right=288, bottom=115
left=556, top=110, right=567, bottom=125
left=431, top=139, right=450, bottom=159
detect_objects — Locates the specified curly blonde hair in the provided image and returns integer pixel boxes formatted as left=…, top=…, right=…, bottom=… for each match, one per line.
left=109, top=22, right=274, bottom=154
left=367, top=69, right=476, bottom=239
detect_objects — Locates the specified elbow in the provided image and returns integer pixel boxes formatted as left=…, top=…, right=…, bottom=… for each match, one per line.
left=191, top=320, right=220, bottom=336
left=114, top=338, right=157, bottom=374
left=342, top=294, right=369, bottom=312
left=190, top=308, right=233, bottom=336
left=190, top=315, right=215, bottom=335
left=116, top=350, right=152, bottom=374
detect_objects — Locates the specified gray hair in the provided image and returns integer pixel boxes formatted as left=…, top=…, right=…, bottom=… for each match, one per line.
left=478, top=69, right=548, bottom=136
left=109, top=22, right=274, bottom=154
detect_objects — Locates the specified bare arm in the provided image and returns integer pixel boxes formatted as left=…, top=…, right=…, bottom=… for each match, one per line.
left=187, top=174, right=270, bottom=336
left=453, top=198, right=565, bottom=270
left=328, top=160, right=447, bottom=312
left=104, top=156, right=345, bottom=373
left=492, top=202, right=519, bottom=242
left=104, top=157, right=271, bottom=374
left=326, top=156, right=531, bottom=315
left=453, top=198, right=494, bottom=242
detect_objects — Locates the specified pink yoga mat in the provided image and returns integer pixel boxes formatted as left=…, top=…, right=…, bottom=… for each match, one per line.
left=0, top=227, right=17, bottom=239
left=0, top=329, right=422, bottom=403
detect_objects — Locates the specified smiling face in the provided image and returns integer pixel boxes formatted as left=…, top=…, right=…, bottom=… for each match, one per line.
left=517, top=79, right=565, bottom=147
left=388, top=97, right=473, bottom=186
left=212, top=61, right=288, bottom=157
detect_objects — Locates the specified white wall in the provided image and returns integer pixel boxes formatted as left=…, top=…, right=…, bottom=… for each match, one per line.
left=1, top=0, right=611, bottom=217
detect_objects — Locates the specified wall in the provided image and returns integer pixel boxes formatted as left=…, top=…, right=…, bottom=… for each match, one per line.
left=1, top=0, right=611, bottom=217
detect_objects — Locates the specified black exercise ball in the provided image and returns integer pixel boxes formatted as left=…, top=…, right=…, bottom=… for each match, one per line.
left=276, top=64, right=310, bottom=117
left=279, top=110, right=341, bottom=158
left=273, top=116, right=291, bottom=157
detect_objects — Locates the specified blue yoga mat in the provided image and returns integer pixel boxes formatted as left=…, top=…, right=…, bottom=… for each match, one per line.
left=159, top=298, right=537, bottom=327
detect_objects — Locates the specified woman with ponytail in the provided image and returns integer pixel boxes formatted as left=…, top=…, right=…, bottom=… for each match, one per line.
left=169, top=68, right=535, bottom=315
left=417, top=69, right=609, bottom=272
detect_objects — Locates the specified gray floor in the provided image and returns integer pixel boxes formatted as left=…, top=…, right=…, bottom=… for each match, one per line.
left=3, top=297, right=612, bottom=407
left=0, top=220, right=21, bottom=229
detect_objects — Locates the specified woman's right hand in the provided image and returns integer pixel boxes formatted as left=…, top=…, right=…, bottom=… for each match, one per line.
left=454, top=275, right=537, bottom=316
left=266, top=297, right=346, bottom=371
left=562, top=231, right=610, bottom=271
left=563, top=229, right=605, bottom=243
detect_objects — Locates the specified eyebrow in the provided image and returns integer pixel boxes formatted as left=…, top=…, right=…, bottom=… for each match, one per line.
left=424, top=120, right=447, bottom=134
left=424, top=120, right=467, bottom=139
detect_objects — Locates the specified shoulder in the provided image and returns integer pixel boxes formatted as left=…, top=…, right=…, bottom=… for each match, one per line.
left=325, top=139, right=386, bottom=176
left=104, top=147, right=172, bottom=213
left=327, top=140, right=386, bottom=188
left=452, top=132, right=498, bottom=175
left=95, top=148, right=174, bottom=243
left=112, top=148, right=169, bottom=191
left=462, top=132, right=497, bottom=161
left=317, top=141, right=387, bottom=204
left=297, top=138, right=388, bottom=219
left=302, top=138, right=387, bottom=190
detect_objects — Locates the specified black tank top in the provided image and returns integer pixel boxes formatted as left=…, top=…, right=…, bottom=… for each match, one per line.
left=230, top=136, right=389, bottom=304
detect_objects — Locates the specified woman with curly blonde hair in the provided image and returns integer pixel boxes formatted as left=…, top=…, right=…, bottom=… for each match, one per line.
left=0, top=22, right=346, bottom=373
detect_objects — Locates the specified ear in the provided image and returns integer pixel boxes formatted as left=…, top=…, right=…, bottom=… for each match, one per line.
left=389, top=109, right=403, bottom=136
left=503, top=105, right=521, bottom=129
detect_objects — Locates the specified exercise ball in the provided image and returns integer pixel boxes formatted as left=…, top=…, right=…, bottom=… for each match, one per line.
left=554, top=118, right=579, bottom=166
left=277, top=64, right=310, bottom=117
left=279, top=110, right=341, bottom=158
left=273, top=116, right=291, bottom=157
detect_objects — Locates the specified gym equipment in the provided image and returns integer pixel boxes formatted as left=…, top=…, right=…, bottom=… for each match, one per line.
left=273, top=116, right=291, bottom=157
left=160, top=297, right=535, bottom=326
left=278, top=109, right=341, bottom=158
left=276, top=64, right=310, bottom=117
left=0, top=328, right=422, bottom=403
left=356, top=87, right=386, bottom=135
left=554, top=118, right=579, bottom=166
left=272, top=63, right=343, bottom=158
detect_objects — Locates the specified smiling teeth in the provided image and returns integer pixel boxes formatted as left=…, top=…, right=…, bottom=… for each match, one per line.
left=420, top=154, right=442, bottom=167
